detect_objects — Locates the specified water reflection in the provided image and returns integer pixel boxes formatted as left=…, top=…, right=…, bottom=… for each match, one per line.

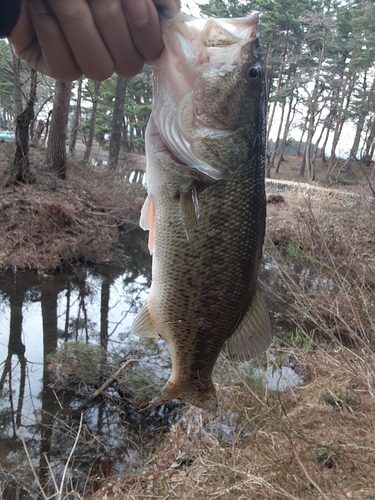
left=0, top=235, right=302, bottom=498
left=0, top=229, right=186, bottom=499
left=253, top=365, right=302, bottom=392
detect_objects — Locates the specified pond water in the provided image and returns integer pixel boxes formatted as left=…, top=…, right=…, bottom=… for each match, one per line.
left=0, top=230, right=301, bottom=499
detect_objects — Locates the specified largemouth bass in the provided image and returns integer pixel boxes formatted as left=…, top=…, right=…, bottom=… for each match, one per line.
left=131, top=12, right=271, bottom=412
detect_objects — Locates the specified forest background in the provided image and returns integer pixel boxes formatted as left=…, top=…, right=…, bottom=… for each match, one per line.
left=1, top=0, right=375, bottom=187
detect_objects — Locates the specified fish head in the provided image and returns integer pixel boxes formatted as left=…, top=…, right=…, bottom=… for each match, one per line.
left=153, top=13, right=266, bottom=180
left=195, top=17, right=264, bottom=130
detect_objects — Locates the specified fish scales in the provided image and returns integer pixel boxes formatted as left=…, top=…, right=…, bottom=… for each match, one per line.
left=131, top=12, right=272, bottom=411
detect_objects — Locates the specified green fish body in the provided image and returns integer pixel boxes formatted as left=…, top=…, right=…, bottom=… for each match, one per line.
left=132, top=12, right=271, bottom=411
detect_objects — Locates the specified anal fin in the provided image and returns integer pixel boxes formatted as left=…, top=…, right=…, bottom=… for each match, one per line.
left=131, top=302, right=158, bottom=338
left=226, top=287, right=272, bottom=362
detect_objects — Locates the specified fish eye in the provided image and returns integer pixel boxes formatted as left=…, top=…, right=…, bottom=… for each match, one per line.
left=245, top=66, right=260, bottom=84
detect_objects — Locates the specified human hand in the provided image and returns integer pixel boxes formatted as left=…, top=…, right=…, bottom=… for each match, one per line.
left=8, top=0, right=180, bottom=81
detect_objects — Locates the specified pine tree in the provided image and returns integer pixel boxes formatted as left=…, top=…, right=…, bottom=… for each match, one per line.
left=47, top=80, right=72, bottom=180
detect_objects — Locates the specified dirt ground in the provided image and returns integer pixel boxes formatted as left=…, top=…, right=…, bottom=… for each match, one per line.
left=266, top=154, right=374, bottom=226
left=0, top=142, right=144, bottom=271
left=92, top=346, right=375, bottom=500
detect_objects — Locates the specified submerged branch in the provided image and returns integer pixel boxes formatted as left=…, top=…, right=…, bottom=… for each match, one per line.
left=76, top=358, right=141, bottom=411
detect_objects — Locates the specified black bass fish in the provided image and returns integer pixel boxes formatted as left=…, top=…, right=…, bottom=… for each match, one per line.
left=131, top=12, right=271, bottom=411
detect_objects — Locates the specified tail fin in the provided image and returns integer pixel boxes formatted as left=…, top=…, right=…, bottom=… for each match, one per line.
left=150, top=380, right=218, bottom=413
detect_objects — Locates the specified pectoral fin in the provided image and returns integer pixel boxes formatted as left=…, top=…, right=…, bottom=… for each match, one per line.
left=131, top=302, right=158, bottom=338
left=140, top=195, right=156, bottom=254
left=226, top=287, right=271, bottom=361
left=180, top=182, right=200, bottom=240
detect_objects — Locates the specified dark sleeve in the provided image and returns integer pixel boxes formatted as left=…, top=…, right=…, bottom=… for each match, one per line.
left=0, top=0, right=22, bottom=38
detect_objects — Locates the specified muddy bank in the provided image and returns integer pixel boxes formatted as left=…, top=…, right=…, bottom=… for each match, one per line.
left=0, top=143, right=144, bottom=272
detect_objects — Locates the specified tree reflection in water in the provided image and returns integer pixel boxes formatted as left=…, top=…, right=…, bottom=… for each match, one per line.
left=0, top=230, right=185, bottom=498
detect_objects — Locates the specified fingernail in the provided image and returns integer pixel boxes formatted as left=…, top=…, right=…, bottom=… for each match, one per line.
left=124, top=0, right=149, bottom=26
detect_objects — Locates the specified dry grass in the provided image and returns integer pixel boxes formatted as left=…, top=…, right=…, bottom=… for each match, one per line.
left=0, top=142, right=144, bottom=271
left=89, top=188, right=375, bottom=500
left=265, top=188, right=375, bottom=347
left=86, top=343, right=375, bottom=500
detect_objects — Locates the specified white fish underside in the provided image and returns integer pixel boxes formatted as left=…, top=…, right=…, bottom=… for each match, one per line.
left=131, top=12, right=271, bottom=411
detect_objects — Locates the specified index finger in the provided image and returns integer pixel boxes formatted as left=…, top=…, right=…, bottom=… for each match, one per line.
left=123, top=0, right=180, bottom=64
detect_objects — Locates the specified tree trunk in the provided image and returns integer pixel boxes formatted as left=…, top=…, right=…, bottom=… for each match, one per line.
left=123, top=115, right=129, bottom=151
left=2, top=287, right=27, bottom=430
left=100, top=277, right=110, bottom=351
left=300, top=153, right=306, bottom=177
left=326, top=47, right=357, bottom=179
left=267, top=30, right=289, bottom=142
left=108, top=76, right=127, bottom=171
left=275, top=95, right=296, bottom=173
left=9, top=44, right=23, bottom=117
left=360, top=116, right=374, bottom=166
left=349, top=77, right=374, bottom=169
left=304, top=130, right=315, bottom=181
left=366, top=139, right=375, bottom=168
left=270, top=96, right=287, bottom=169
left=12, top=69, right=37, bottom=184
left=83, top=81, right=101, bottom=163
left=32, top=119, right=45, bottom=147
left=39, top=285, right=60, bottom=492
left=311, top=103, right=326, bottom=165
left=303, top=100, right=317, bottom=181
left=304, top=27, right=328, bottom=181
left=297, top=114, right=308, bottom=156
left=265, top=32, right=275, bottom=101
left=129, top=124, right=134, bottom=152
left=47, top=80, right=72, bottom=180
left=320, top=111, right=334, bottom=163
left=350, top=111, right=367, bottom=162
left=30, top=94, right=54, bottom=142
left=69, top=77, right=83, bottom=157
left=43, top=109, right=53, bottom=145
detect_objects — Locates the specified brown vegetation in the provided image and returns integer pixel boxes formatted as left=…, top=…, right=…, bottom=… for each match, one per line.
left=90, top=346, right=375, bottom=500
left=0, top=142, right=143, bottom=271
left=89, top=161, right=375, bottom=500
left=1, top=143, right=374, bottom=499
